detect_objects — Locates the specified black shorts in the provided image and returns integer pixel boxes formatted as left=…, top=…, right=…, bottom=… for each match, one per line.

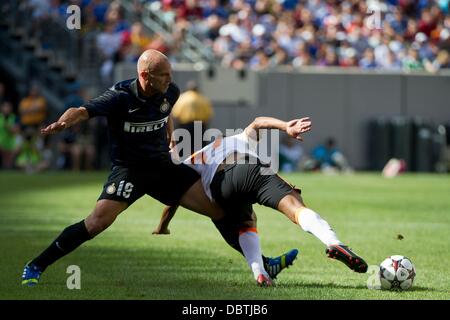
left=210, top=162, right=300, bottom=223
left=99, top=155, right=199, bottom=206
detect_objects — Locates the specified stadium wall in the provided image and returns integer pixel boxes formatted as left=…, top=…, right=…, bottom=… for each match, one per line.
left=115, top=63, right=450, bottom=170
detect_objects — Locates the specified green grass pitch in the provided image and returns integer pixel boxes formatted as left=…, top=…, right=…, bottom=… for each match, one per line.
left=0, top=171, right=449, bottom=300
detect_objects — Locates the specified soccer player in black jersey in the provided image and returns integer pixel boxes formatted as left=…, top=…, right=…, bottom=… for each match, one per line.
left=21, top=50, right=225, bottom=286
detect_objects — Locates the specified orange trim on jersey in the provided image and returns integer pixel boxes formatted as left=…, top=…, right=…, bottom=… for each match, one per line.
left=239, top=227, right=258, bottom=235
left=190, top=151, right=204, bottom=165
left=202, top=151, right=207, bottom=164
left=213, top=136, right=223, bottom=148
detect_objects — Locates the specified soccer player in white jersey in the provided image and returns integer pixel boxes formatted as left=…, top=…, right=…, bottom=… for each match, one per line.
left=153, top=116, right=368, bottom=286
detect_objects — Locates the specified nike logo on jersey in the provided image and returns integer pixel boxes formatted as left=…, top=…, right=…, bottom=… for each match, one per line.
left=128, top=107, right=140, bottom=113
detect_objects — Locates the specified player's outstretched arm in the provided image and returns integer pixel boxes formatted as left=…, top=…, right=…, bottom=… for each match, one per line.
left=244, top=116, right=312, bottom=141
left=167, top=114, right=176, bottom=149
left=41, top=107, right=89, bottom=135
left=152, top=205, right=180, bottom=235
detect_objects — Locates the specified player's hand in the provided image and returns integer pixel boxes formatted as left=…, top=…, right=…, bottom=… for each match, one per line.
left=41, top=121, right=67, bottom=135
left=286, top=117, right=312, bottom=141
left=169, top=145, right=180, bottom=163
left=169, top=140, right=177, bottom=150
left=152, top=227, right=170, bottom=235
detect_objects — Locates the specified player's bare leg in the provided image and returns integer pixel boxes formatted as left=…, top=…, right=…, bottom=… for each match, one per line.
left=85, top=199, right=128, bottom=237
left=22, top=199, right=128, bottom=285
left=178, top=179, right=225, bottom=221
left=277, top=190, right=368, bottom=273
left=153, top=203, right=297, bottom=282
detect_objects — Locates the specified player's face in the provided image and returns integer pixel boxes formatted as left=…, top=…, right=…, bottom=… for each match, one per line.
left=149, top=62, right=172, bottom=93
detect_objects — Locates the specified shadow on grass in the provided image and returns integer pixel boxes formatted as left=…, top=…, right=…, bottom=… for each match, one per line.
left=400, top=286, right=440, bottom=293
left=5, top=228, right=447, bottom=300
left=0, top=171, right=107, bottom=197
left=272, top=282, right=442, bottom=294
left=281, top=282, right=368, bottom=290
left=280, top=281, right=440, bottom=292
left=5, top=229, right=261, bottom=299
left=283, top=283, right=440, bottom=293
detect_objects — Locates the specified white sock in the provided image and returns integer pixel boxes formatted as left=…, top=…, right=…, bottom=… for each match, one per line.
left=295, top=208, right=343, bottom=247
left=238, top=229, right=268, bottom=280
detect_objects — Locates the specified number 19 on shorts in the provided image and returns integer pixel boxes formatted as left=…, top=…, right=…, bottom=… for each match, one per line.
left=116, top=180, right=134, bottom=199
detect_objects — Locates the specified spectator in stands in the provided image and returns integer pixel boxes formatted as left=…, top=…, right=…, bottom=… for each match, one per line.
left=418, top=7, right=438, bottom=37
left=317, top=45, right=339, bottom=67
left=203, top=0, right=229, bottom=20
left=130, top=22, right=152, bottom=53
left=117, top=22, right=153, bottom=64
left=171, top=80, right=214, bottom=157
left=57, top=122, right=96, bottom=171
left=249, top=49, right=270, bottom=70
left=177, top=0, right=203, bottom=21
left=279, top=134, right=304, bottom=173
left=28, top=0, right=51, bottom=20
left=359, top=48, right=378, bottom=69
left=18, top=83, right=47, bottom=131
left=404, top=18, right=419, bottom=42
left=15, top=127, right=52, bottom=174
left=384, top=49, right=403, bottom=70
left=387, top=8, right=408, bottom=34
left=147, top=33, right=171, bottom=56
left=57, top=85, right=96, bottom=171
left=424, top=49, right=450, bottom=72
left=269, top=46, right=290, bottom=67
left=292, top=42, right=314, bottom=67
left=23, top=0, right=450, bottom=73
left=203, top=13, right=225, bottom=42
left=310, top=137, right=352, bottom=173
left=0, top=101, right=20, bottom=169
left=402, top=46, right=424, bottom=71
left=48, top=0, right=68, bottom=20
left=105, top=1, right=129, bottom=32
left=374, top=36, right=392, bottom=67
left=87, top=0, right=109, bottom=24
left=96, top=22, right=123, bottom=84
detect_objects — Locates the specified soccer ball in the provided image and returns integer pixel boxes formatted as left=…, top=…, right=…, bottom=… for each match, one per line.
left=379, top=255, right=416, bottom=290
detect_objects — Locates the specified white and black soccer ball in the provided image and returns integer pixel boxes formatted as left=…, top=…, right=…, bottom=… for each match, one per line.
left=379, top=255, right=416, bottom=290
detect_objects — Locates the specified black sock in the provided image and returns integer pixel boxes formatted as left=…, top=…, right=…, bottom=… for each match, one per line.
left=31, top=220, right=92, bottom=271
left=212, top=217, right=244, bottom=256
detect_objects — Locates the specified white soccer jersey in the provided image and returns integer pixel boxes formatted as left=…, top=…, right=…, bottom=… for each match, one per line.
left=184, top=132, right=259, bottom=200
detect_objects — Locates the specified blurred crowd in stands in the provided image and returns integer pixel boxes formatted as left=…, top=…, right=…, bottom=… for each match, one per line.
left=163, top=0, right=450, bottom=71
left=279, top=135, right=354, bottom=174
left=23, top=0, right=450, bottom=76
left=2, top=0, right=450, bottom=172
left=0, top=80, right=108, bottom=172
left=1, top=76, right=354, bottom=173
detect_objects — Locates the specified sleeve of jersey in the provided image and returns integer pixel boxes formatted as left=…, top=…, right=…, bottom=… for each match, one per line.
left=83, top=89, right=121, bottom=118
left=169, top=83, right=181, bottom=107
